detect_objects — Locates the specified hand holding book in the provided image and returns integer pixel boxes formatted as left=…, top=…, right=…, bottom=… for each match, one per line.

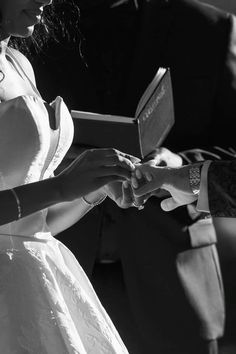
left=70, top=67, right=175, bottom=209
left=71, top=67, right=175, bottom=159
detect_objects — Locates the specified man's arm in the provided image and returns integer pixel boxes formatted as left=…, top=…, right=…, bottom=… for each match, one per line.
left=208, top=160, right=236, bottom=217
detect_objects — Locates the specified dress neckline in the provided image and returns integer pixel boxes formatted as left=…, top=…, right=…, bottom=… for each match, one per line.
left=5, top=48, right=59, bottom=131
left=6, top=47, right=42, bottom=99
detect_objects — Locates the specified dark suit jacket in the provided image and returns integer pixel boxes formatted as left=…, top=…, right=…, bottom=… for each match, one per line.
left=208, top=160, right=236, bottom=217
left=66, top=0, right=236, bottom=255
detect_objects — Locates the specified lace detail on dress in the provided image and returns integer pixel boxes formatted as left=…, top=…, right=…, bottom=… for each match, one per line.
left=0, top=242, right=127, bottom=353
left=44, top=245, right=127, bottom=354
left=0, top=249, right=69, bottom=353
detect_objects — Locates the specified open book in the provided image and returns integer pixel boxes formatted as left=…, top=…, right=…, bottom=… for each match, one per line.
left=71, top=67, right=175, bottom=159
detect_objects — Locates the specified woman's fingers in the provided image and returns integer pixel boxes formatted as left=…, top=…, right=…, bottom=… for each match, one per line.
left=108, top=155, right=135, bottom=171
left=104, top=150, right=137, bottom=171
left=94, top=175, right=127, bottom=190
left=136, top=167, right=153, bottom=182
left=82, top=148, right=137, bottom=171
left=122, top=181, right=147, bottom=209
left=131, top=167, right=156, bottom=195
left=131, top=171, right=153, bottom=190
left=123, top=153, right=141, bottom=165
left=132, top=182, right=156, bottom=196
left=96, top=165, right=133, bottom=179
left=61, top=148, right=141, bottom=200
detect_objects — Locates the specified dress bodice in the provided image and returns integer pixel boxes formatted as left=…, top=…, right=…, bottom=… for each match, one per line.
left=0, top=94, right=74, bottom=239
left=0, top=94, right=74, bottom=184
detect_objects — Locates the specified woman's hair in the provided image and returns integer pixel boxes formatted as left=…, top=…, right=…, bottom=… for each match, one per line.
left=9, top=0, right=81, bottom=57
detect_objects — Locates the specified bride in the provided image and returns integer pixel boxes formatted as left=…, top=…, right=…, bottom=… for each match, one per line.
left=0, top=0, right=138, bottom=352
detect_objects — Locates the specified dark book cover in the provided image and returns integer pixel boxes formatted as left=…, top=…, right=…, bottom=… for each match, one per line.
left=71, top=67, right=174, bottom=159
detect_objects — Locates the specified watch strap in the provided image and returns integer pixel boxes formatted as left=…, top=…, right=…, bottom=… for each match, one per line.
left=189, top=165, right=202, bottom=195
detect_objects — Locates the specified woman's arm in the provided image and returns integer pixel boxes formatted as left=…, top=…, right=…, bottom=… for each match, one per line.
left=47, top=177, right=145, bottom=236
left=0, top=148, right=135, bottom=226
left=46, top=189, right=106, bottom=236
left=0, top=177, right=61, bottom=225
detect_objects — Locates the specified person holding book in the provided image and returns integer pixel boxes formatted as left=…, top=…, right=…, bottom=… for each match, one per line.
left=32, top=0, right=236, bottom=353
left=0, top=0, right=142, bottom=351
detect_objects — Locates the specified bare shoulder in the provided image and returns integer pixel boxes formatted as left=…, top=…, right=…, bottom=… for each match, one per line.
left=9, top=48, right=36, bottom=85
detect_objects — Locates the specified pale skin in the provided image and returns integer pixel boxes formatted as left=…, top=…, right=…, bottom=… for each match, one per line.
left=0, top=0, right=140, bottom=230
left=131, top=162, right=201, bottom=211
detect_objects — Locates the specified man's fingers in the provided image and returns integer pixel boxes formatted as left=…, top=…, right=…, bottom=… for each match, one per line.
left=109, top=155, right=135, bottom=171
left=132, top=185, right=153, bottom=196
left=132, top=177, right=159, bottom=196
left=160, top=197, right=182, bottom=211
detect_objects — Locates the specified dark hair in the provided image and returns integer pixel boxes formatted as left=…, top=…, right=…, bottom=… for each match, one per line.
left=9, top=0, right=81, bottom=57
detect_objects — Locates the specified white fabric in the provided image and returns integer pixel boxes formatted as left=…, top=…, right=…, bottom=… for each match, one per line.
left=197, top=160, right=212, bottom=213
left=188, top=217, right=217, bottom=248
left=188, top=161, right=217, bottom=248
left=0, top=94, right=128, bottom=353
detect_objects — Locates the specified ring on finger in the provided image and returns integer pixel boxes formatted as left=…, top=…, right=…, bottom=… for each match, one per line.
left=132, top=201, right=145, bottom=210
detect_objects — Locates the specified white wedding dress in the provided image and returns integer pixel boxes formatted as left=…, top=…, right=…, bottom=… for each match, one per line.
left=0, top=50, right=129, bottom=353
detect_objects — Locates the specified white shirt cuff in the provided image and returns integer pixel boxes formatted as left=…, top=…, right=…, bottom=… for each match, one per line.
left=188, top=217, right=217, bottom=248
left=197, top=160, right=212, bottom=212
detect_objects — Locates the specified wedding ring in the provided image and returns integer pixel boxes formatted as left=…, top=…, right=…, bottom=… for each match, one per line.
left=132, top=201, right=145, bottom=210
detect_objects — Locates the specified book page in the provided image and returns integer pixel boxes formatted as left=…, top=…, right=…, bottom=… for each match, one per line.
left=135, top=67, right=167, bottom=118
left=71, top=110, right=135, bottom=124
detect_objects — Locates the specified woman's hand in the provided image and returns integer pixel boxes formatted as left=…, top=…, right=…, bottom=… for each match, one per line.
left=56, top=148, right=139, bottom=202
left=103, top=181, right=134, bottom=208
left=131, top=164, right=198, bottom=211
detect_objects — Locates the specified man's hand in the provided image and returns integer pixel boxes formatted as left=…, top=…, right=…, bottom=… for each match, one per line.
left=131, top=164, right=198, bottom=211
left=143, top=147, right=183, bottom=168
left=104, top=180, right=150, bottom=209
left=103, top=146, right=183, bottom=209
left=131, top=147, right=183, bottom=199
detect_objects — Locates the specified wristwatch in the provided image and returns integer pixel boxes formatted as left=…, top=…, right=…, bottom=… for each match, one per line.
left=189, top=165, right=202, bottom=195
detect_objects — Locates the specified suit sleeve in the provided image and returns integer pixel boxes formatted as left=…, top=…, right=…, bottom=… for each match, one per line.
left=208, top=160, right=236, bottom=217
left=206, top=15, right=236, bottom=217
